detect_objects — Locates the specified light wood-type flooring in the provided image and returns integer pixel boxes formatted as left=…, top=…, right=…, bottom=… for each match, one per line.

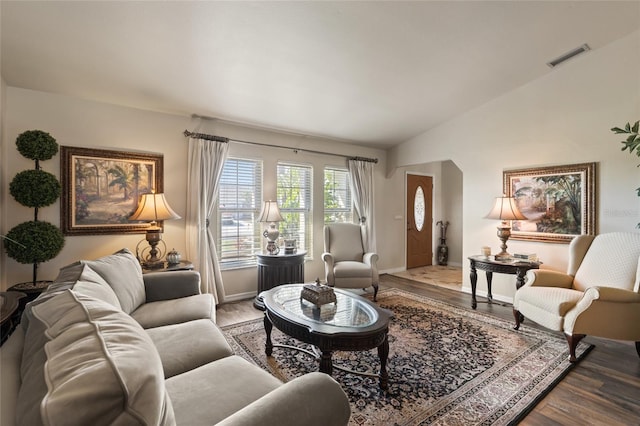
left=216, top=273, right=640, bottom=425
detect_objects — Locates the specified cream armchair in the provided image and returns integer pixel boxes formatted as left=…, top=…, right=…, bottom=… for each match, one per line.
left=322, top=223, right=379, bottom=301
left=513, top=232, right=640, bottom=362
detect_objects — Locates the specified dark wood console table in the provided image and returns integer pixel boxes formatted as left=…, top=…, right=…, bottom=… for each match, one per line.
left=468, top=255, right=541, bottom=309
left=253, top=250, right=306, bottom=310
left=1, top=291, right=26, bottom=345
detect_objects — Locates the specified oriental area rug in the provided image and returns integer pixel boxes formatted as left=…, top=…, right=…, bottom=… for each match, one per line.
left=222, top=289, right=592, bottom=425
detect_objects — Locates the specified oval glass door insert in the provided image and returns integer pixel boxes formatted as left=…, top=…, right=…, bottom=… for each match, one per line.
left=414, top=186, right=425, bottom=231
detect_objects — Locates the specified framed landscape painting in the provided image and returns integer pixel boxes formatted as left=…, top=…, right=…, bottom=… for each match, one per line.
left=503, top=162, right=596, bottom=243
left=61, top=146, right=164, bottom=235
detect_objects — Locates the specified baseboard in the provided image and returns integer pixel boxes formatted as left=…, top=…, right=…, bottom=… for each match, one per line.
left=381, top=266, right=405, bottom=275
left=222, top=291, right=256, bottom=303
left=460, top=286, right=513, bottom=305
left=382, top=262, right=463, bottom=275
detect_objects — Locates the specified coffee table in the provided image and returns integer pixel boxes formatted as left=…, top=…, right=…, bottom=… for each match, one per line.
left=261, top=284, right=393, bottom=389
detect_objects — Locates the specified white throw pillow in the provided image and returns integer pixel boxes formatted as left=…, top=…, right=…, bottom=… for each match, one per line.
left=81, top=248, right=145, bottom=314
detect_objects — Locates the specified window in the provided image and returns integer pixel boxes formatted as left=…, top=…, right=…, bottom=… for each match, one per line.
left=277, top=162, right=312, bottom=254
left=218, top=158, right=262, bottom=269
left=324, top=167, right=352, bottom=224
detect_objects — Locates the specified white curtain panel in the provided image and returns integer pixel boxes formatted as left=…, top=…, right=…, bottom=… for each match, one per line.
left=347, top=159, right=376, bottom=253
left=186, top=138, right=229, bottom=303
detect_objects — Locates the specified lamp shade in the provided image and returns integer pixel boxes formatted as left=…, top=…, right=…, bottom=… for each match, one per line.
left=129, top=193, right=181, bottom=224
left=485, top=196, right=527, bottom=221
left=257, top=200, right=284, bottom=223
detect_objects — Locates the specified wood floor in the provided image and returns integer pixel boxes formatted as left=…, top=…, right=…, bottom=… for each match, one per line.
left=216, top=274, right=640, bottom=425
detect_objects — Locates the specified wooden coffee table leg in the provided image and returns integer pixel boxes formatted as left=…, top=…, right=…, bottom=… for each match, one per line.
left=264, top=314, right=273, bottom=356
left=319, top=350, right=333, bottom=375
left=378, top=333, right=389, bottom=390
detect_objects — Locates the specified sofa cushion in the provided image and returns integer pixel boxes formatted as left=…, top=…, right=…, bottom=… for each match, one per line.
left=145, top=319, right=233, bottom=378
left=49, top=261, right=122, bottom=309
left=166, top=355, right=282, bottom=425
left=514, top=286, right=584, bottom=331
left=17, top=290, right=175, bottom=426
left=131, top=293, right=215, bottom=329
left=80, top=248, right=146, bottom=313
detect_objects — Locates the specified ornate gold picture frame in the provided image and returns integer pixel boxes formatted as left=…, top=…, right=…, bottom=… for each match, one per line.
left=503, top=162, right=596, bottom=243
left=61, top=146, right=163, bottom=235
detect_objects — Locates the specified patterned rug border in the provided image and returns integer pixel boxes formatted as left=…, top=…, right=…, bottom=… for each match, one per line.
left=221, top=288, right=593, bottom=425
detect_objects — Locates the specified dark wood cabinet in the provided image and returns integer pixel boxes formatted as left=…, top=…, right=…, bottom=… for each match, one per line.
left=254, top=250, right=306, bottom=310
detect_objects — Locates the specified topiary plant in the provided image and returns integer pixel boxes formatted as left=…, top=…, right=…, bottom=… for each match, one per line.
left=611, top=120, right=640, bottom=228
left=5, top=130, right=65, bottom=286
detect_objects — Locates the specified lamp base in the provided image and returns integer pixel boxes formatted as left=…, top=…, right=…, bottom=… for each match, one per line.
left=135, top=231, right=168, bottom=268
left=263, top=223, right=280, bottom=255
left=142, top=260, right=166, bottom=270
left=493, top=252, right=511, bottom=261
left=265, top=240, right=279, bottom=255
left=495, top=225, right=512, bottom=261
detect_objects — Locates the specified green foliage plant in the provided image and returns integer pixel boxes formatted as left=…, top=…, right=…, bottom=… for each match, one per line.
left=5, top=130, right=65, bottom=285
left=611, top=120, right=640, bottom=227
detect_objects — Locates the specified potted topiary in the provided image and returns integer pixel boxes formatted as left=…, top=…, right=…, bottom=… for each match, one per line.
left=4, top=130, right=65, bottom=299
left=611, top=120, right=640, bottom=228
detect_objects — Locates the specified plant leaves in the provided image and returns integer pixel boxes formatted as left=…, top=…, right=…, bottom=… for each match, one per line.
left=633, top=121, right=640, bottom=133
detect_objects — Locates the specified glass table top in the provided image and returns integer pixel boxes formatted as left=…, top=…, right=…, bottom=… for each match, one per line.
left=268, top=285, right=378, bottom=328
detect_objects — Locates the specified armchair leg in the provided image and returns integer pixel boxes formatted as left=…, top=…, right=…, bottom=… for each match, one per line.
left=372, top=283, right=379, bottom=302
left=565, top=334, right=586, bottom=363
left=512, top=309, right=523, bottom=330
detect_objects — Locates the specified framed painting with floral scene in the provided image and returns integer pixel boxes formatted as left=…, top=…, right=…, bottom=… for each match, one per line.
left=61, top=146, right=163, bottom=235
left=503, top=162, right=596, bottom=243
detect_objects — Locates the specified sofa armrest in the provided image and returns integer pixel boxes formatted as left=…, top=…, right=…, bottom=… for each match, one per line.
left=322, top=253, right=335, bottom=285
left=363, top=252, right=379, bottom=283
left=524, top=269, right=574, bottom=289
left=564, top=287, right=640, bottom=339
left=143, top=270, right=201, bottom=302
left=582, top=286, right=640, bottom=303
left=215, top=372, right=350, bottom=426
left=363, top=252, right=378, bottom=266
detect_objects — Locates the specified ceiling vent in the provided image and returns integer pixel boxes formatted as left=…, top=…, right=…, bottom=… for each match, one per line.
left=547, top=43, right=591, bottom=68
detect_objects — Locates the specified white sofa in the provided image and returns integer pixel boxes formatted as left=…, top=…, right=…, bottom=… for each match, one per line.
left=0, top=248, right=351, bottom=425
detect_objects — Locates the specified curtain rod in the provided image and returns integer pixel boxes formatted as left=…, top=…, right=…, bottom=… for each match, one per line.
left=183, top=130, right=378, bottom=163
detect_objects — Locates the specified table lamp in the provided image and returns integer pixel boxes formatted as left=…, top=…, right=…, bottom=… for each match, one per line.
left=257, top=200, right=284, bottom=255
left=129, top=192, right=181, bottom=269
left=485, top=195, right=527, bottom=260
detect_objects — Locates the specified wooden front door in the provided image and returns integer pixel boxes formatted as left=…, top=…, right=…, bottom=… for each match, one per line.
left=406, top=174, right=433, bottom=269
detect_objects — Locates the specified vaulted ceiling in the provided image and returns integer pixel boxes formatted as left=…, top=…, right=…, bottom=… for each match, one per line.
left=2, top=1, right=639, bottom=148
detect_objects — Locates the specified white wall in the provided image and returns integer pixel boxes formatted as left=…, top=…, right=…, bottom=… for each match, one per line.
left=0, top=76, right=6, bottom=286
left=379, top=160, right=463, bottom=271
left=4, top=30, right=636, bottom=303
left=0, top=88, right=389, bottom=300
left=389, top=29, right=640, bottom=302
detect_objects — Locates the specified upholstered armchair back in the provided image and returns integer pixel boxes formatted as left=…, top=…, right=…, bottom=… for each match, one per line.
left=323, top=223, right=365, bottom=262
left=572, top=232, right=640, bottom=292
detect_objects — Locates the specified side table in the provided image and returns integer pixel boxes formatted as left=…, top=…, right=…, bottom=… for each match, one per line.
left=1, top=291, right=26, bottom=345
left=8, top=280, right=51, bottom=305
left=254, top=250, right=306, bottom=310
left=142, top=260, right=194, bottom=274
left=468, top=255, right=541, bottom=309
